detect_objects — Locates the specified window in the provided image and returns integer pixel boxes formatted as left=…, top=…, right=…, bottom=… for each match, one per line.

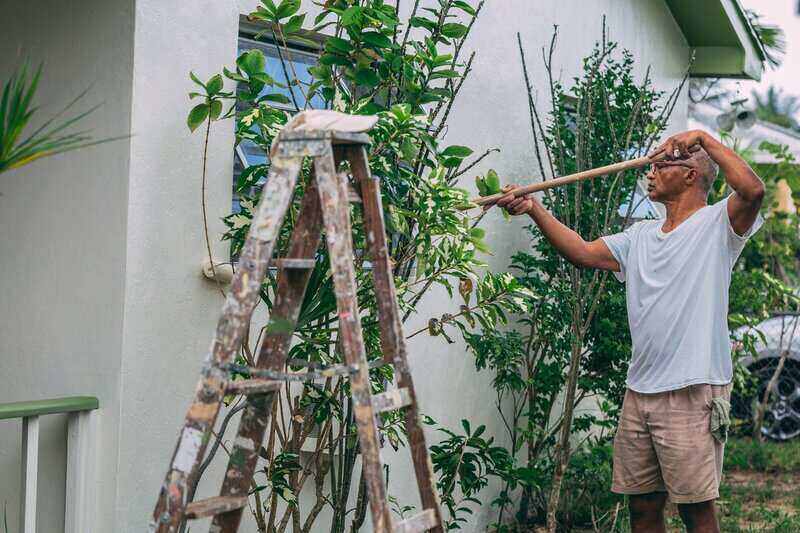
left=232, top=28, right=325, bottom=214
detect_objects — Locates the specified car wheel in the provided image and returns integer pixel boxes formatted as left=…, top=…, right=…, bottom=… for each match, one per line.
left=732, top=358, right=800, bottom=441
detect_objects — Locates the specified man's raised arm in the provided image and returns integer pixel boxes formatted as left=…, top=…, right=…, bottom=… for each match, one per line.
left=496, top=185, right=620, bottom=271
left=654, top=130, right=765, bottom=235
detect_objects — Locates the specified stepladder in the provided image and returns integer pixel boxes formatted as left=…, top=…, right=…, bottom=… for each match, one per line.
left=150, top=110, right=444, bottom=533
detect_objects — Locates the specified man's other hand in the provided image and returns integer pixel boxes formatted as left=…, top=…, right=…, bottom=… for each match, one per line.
left=650, top=130, right=706, bottom=160
left=496, top=184, right=534, bottom=216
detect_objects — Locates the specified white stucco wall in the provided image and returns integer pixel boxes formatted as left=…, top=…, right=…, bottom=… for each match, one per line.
left=113, top=0, right=241, bottom=529
left=1, top=0, right=689, bottom=531
left=0, top=1, right=134, bottom=532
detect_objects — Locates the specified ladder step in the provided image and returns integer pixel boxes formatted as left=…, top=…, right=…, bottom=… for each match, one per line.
left=225, top=378, right=282, bottom=395
left=185, top=495, right=248, bottom=519
left=372, top=387, right=412, bottom=414
left=393, top=509, right=439, bottom=533
left=276, top=258, right=316, bottom=269
left=223, top=362, right=359, bottom=382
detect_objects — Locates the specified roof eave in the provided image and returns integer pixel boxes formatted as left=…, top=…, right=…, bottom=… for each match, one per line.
left=664, top=0, right=765, bottom=80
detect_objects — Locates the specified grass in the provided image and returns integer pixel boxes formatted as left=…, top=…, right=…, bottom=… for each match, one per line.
left=571, top=437, right=800, bottom=532
left=509, top=437, right=800, bottom=533
left=658, top=437, right=800, bottom=532
left=724, top=436, right=800, bottom=472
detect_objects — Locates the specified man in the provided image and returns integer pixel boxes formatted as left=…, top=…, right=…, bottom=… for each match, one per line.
left=497, top=130, right=764, bottom=533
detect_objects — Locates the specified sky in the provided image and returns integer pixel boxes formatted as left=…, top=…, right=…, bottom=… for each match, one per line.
left=736, top=0, right=800, bottom=101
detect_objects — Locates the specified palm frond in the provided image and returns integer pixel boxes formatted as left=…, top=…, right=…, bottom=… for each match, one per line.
left=0, top=61, right=122, bottom=174
left=746, top=9, right=786, bottom=69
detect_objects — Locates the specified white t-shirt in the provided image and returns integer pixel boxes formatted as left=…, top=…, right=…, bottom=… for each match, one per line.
left=601, top=195, right=763, bottom=393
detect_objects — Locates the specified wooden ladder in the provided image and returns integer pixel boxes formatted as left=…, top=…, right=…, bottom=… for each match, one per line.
left=150, top=112, right=444, bottom=533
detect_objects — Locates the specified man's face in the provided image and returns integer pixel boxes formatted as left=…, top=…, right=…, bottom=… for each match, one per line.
left=646, top=162, right=695, bottom=202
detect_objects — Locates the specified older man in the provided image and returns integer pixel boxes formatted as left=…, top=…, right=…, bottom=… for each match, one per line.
left=497, top=130, right=764, bottom=533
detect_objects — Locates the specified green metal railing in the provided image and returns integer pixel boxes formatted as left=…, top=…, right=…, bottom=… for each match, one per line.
left=0, top=396, right=99, bottom=533
left=0, top=396, right=98, bottom=420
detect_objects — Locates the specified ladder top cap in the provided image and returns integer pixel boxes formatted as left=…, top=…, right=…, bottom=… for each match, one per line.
left=279, top=129, right=371, bottom=146
left=278, top=110, right=376, bottom=145
left=284, top=110, right=378, bottom=133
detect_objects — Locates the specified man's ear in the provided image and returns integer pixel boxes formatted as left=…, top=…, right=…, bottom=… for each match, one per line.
left=685, top=168, right=698, bottom=187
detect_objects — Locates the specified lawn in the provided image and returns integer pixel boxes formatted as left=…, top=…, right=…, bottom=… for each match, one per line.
left=662, top=437, right=800, bottom=532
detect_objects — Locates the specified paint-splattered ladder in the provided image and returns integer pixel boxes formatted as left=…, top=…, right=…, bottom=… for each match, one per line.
left=150, top=111, right=443, bottom=533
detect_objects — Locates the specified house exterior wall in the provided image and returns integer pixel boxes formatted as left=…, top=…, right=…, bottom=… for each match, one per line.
left=112, top=0, right=241, bottom=529
left=1, top=0, right=689, bottom=531
left=0, top=1, right=134, bottom=532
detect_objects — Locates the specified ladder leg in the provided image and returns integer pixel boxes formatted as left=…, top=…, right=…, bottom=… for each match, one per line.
left=347, top=146, right=444, bottom=532
left=151, top=155, right=303, bottom=533
left=211, top=174, right=326, bottom=532
left=315, top=144, right=393, bottom=533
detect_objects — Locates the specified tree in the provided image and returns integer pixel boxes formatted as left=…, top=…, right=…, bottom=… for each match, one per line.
left=751, top=86, right=800, bottom=132
left=184, top=1, right=529, bottom=530
left=462, top=23, right=688, bottom=531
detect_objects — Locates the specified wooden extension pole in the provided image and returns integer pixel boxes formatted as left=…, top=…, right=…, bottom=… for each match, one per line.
left=470, top=144, right=700, bottom=208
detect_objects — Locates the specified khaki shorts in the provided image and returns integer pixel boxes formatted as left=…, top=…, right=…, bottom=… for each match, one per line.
left=611, top=383, right=731, bottom=504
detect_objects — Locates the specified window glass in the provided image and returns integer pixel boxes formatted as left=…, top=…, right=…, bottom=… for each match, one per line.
left=237, top=36, right=325, bottom=111
left=232, top=36, right=323, bottom=214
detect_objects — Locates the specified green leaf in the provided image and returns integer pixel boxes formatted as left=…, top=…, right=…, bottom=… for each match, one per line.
left=260, top=93, right=292, bottom=105
left=453, top=1, right=477, bottom=16
left=341, top=6, right=364, bottom=26
left=484, top=169, right=501, bottom=194
left=260, top=0, right=277, bottom=15
left=189, top=71, right=205, bottom=88
left=206, top=74, right=223, bottom=96
left=283, top=13, right=306, bottom=34
left=390, top=104, right=411, bottom=121
left=209, top=99, right=223, bottom=120
left=429, top=69, right=461, bottom=80
left=276, top=0, right=300, bottom=19
left=354, top=68, right=380, bottom=88
left=469, top=227, right=485, bottom=240
left=252, top=72, right=277, bottom=86
left=475, top=176, right=489, bottom=196
left=409, top=16, right=437, bottom=31
left=441, top=145, right=473, bottom=158
left=325, top=37, right=353, bottom=55
left=361, top=32, right=392, bottom=49
left=441, top=23, right=468, bottom=39
left=187, top=103, right=209, bottom=132
left=238, top=49, right=266, bottom=75
left=223, top=66, right=247, bottom=82
left=400, top=137, right=417, bottom=162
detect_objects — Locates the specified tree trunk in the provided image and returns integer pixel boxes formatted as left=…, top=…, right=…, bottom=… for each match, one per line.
left=546, top=317, right=583, bottom=532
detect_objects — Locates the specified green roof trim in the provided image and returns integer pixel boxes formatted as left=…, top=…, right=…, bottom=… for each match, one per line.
left=664, top=0, right=765, bottom=80
left=0, top=396, right=99, bottom=420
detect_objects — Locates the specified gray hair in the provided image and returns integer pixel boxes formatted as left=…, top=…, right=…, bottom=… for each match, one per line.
left=689, top=147, right=719, bottom=191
